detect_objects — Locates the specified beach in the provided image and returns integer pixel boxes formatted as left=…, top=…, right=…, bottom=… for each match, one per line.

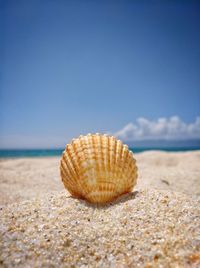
left=0, top=151, right=200, bottom=267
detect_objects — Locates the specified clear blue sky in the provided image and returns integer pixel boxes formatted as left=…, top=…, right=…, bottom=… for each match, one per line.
left=1, top=0, right=200, bottom=148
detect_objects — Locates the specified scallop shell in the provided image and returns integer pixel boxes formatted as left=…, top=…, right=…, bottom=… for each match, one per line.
left=60, top=134, right=138, bottom=203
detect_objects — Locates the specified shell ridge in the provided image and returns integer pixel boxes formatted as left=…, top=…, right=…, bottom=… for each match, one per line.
left=112, top=137, right=117, bottom=183
left=103, top=136, right=109, bottom=185
left=62, top=152, right=79, bottom=184
left=61, top=153, right=83, bottom=196
left=118, top=145, right=129, bottom=192
left=88, top=134, right=97, bottom=193
left=71, top=140, right=86, bottom=197
left=126, top=154, right=137, bottom=188
left=124, top=147, right=133, bottom=190
left=65, top=146, right=79, bottom=179
left=108, top=137, right=119, bottom=196
left=100, top=135, right=105, bottom=183
left=118, top=141, right=124, bottom=191
left=115, top=140, right=122, bottom=192
left=66, top=145, right=83, bottom=196
left=60, top=159, right=74, bottom=186
left=90, top=135, right=96, bottom=185
left=81, top=135, right=96, bottom=196
left=79, top=136, right=92, bottom=197
left=60, top=165, right=80, bottom=196
left=123, top=145, right=129, bottom=165
left=107, top=136, right=110, bottom=186
left=60, top=159, right=84, bottom=197
left=94, top=135, right=100, bottom=184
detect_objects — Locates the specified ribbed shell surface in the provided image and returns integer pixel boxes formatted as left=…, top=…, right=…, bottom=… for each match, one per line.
left=60, top=134, right=138, bottom=203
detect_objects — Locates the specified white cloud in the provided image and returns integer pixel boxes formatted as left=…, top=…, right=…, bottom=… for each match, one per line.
left=114, top=116, right=200, bottom=141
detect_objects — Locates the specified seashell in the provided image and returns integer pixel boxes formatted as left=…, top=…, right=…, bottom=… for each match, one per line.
left=60, top=134, right=138, bottom=203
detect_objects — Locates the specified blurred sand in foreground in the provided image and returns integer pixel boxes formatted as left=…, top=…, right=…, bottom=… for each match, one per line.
left=0, top=151, right=200, bottom=267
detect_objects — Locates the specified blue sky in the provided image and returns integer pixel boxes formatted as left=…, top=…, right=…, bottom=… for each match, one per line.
left=1, top=0, right=200, bottom=148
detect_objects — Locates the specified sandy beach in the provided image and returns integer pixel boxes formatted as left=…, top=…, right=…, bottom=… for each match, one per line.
left=0, top=151, right=200, bottom=267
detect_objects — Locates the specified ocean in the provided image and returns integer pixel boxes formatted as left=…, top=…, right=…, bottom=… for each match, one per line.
left=0, top=147, right=200, bottom=158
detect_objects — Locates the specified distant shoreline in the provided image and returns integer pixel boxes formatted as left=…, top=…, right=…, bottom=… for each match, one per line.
left=0, top=147, right=200, bottom=158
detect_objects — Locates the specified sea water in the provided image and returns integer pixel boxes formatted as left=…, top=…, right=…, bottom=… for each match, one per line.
left=0, top=147, right=200, bottom=158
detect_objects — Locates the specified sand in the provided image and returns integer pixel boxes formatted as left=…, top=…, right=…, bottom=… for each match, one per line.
left=0, top=157, right=62, bottom=206
left=0, top=151, right=200, bottom=267
left=0, top=151, right=200, bottom=206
